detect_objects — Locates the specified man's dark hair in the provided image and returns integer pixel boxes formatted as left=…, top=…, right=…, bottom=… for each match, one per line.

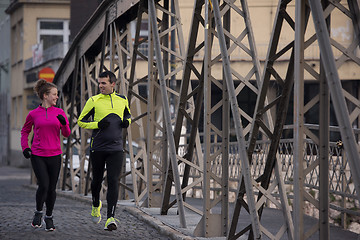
left=99, top=71, right=117, bottom=83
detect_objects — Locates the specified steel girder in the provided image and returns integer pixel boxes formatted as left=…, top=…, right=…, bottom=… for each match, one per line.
left=55, top=0, right=147, bottom=199
left=55, top=0, right=191, bottom=224
left=168, top=0, right=270, bottom=237
left=53, top=0, right=360, bottom=239
left=228, top=0, right=360, bottom=240
left=229, top=0, right=360, bottom=239
left=293, top=0, right=360, bottom=239
left=207, top=0, right=262, bottom=238
left=148, top=0, right=187, bottom=227
left=160, top=0, right=206, bottom=219
left=228, top=0, right=296, bottom=239
left=145, top=0, right=189, bottom=211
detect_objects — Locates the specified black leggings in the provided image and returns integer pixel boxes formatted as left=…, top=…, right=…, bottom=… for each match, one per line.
left=90, top=151, right=123, bottom=219
left=31, top=154, right=61, bottom=216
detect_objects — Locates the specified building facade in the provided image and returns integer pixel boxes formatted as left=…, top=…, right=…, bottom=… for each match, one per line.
left=6, top=0, right=70, bottom=167
left=0, top=0, right=11, bottom=166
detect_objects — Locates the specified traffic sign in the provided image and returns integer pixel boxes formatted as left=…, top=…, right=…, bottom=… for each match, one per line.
left=38, top=67, right=55, bottom=82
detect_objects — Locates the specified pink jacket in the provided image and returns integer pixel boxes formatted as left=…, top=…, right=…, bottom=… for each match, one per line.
left=21, top=105, right=71, bottom=157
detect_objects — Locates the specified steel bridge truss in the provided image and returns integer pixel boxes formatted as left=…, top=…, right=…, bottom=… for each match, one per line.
left=54, top=0, right=360, bottom=239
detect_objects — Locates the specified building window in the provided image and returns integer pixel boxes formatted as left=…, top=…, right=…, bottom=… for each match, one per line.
left=37, top=19, right=69, bottom=51
left=11, top=20, right=23, bottom=64
left=11, top=97, right=16, bottom=129
left=18, top=96, right=23, bottom=130
left=11, top=25, right=16, bottom=64
left=11, top=96, right=22, bottom=129
left=18, top=20, right=23, bottom=61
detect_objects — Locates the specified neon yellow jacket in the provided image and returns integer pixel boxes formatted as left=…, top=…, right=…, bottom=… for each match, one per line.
left=77, top=91, right=131, bottom=151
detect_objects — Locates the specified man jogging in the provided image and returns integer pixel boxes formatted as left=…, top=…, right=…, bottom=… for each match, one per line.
left=77, top=71, right=131, bottom=231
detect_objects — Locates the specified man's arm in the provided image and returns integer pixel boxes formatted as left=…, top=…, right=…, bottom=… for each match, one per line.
left=125, top=105, right=132, bottom=120
left=77, top=98, right=98, bottom=129
left=120, top=97, right=131, bottom=128
left=125, top=97, right=131, bottom=121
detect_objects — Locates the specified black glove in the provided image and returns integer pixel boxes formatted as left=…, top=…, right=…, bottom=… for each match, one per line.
left=57, top=114, right=66, bottom=125
left=120, top=108, right=131, bottom=128
left=98, top=118, right=110, bottom=129
left=120, top=119, right=129, bottom=128
left=23, top=148, right=32, bottom=159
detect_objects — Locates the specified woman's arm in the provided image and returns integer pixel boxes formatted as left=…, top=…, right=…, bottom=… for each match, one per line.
left=20, top=113, right=34, bottom=151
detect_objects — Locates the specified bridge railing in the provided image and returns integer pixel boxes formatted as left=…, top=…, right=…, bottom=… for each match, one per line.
left=171, top=127, right=359, bottom=229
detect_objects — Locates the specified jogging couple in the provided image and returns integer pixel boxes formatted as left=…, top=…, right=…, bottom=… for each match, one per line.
left=21, top=71, right=131, bottom=231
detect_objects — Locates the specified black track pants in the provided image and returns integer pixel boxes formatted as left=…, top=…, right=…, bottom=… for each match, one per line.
left=31, top=154, right=61, bottom=216
left=90, top=151, right=123, bottom=219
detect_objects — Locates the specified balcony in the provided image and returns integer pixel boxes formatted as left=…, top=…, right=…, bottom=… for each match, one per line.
left=24, top=42, right=70, bottom=71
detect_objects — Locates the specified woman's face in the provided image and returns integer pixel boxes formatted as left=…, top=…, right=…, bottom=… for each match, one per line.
left=44, top=87, right=59, bottom=106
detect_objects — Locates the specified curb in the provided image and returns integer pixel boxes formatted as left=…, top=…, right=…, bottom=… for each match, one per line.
left=124, top=206, right=197, bottom=240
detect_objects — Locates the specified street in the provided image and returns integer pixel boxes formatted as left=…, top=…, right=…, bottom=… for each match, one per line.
left=0, top=166, right=171, bottom=240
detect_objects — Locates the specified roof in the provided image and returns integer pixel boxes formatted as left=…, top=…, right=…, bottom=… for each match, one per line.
left=6, top=0, right=70, bottom=14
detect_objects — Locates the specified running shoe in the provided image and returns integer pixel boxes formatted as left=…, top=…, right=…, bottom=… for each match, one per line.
left=104, top=217, right=118, bottom=231
left=44, top=215, right=55, bottom=231
left=91, top=200, right=102, bottom=223
left=31, top=211, right=42, bottom=228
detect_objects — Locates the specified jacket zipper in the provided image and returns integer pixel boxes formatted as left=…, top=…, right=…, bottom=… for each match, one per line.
left=109, top=93, right=113, bottom=108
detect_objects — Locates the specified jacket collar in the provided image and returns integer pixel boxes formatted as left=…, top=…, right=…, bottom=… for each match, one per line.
left=100, top=90, right=116, bottom=97
left=38, top=104, right=54, bottom=110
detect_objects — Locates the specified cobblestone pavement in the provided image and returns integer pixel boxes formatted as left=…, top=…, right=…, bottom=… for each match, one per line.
left=0, top=167, right=171, bottom=240
left=2, top=167, right=358, bottom=240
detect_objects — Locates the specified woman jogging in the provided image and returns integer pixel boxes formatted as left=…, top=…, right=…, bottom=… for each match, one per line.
left=21, top=79, right=70, bottom=231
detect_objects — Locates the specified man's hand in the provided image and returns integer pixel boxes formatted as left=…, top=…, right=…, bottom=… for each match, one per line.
left=121, top=108, right=131, bottom=129
left=23, top=148, right=32, bottom=159
left=98, top=118, right=110, bottom=129
left=120, top=119, right=130, bottom=128
left=57, top=114, right=66, bottom=125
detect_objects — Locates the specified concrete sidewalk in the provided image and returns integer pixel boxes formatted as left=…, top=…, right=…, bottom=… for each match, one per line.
left=124, top=199, right=360, bottom=240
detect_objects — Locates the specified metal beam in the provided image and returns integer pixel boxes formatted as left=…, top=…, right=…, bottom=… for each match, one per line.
left=211, top=0, right=261, bottom=238
left=148, top=0, right=187, bottom=228
left=293, top=1, right=306, bottom=239
left=52, top=1, right=360, bottom=239
left=308, top=0, right=360, bottom=204
left=62, top=46, right=80, bottom=191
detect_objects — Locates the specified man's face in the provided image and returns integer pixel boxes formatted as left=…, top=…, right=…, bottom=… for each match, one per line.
left=98, top=76, right=115, bottom=95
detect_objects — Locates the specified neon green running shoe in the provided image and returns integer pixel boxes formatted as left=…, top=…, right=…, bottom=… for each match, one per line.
left=104, top=217, right=118, bottom=231
left=91, top=200, right=102, bottom=224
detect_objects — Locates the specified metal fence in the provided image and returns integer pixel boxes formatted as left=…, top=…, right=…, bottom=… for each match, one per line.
left=174, top=135, right=359, bottom=220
